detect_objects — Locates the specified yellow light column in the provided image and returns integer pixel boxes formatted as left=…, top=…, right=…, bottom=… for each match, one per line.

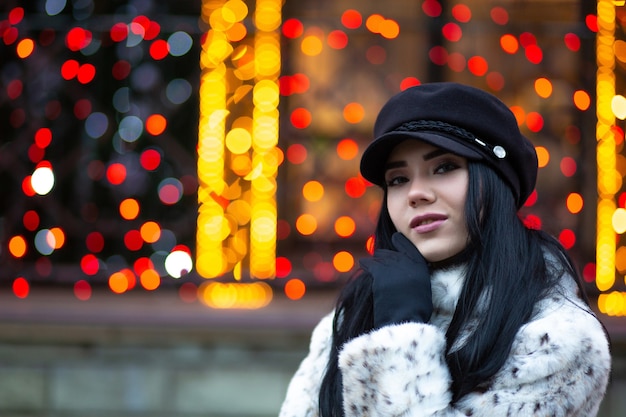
left=197, top=0, right=281, bottom=286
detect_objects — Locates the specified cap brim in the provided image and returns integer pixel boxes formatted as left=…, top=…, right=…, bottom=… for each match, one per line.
left=360, top=131, right=484, bottom=186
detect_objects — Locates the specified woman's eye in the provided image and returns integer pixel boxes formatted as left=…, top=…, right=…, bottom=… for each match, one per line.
left=434, top=161, right=460, bottom=174
left=386, top=175, right=408, bottom=187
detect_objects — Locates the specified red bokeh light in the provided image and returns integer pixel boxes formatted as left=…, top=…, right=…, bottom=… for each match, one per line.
left=525, top=44, right=543, bottom=64
left=327, top=30, right=348, bottom=49
left=23, top=210, right=40, bottom=231
left=422, top=0, right=442, bottom=17
left=81, top=254, right=100, bottom=275
left=74, top=280, right=92, bottom=301
left=452, top=4, right=472, bottom=23
left=290, top=108, right=312, bottom=129
left=150, top=39, right=169, bottom=60
left=140, top=149, right=162, bottom=171
left=28, top=144, right=44, bottom=163
left=124, top=230, right=144, bottom=251
left=86, top=231, right=105, bottom=253
left=74, top=98, right=92, bottom=120
left=585, top=14, right=598, bottom=33
left=400, top=77, right=421, bottom=90
left=106, top=163, right=127, bottom=185
left=341, top=9, right=362, bottom=29
left=490, top=6, right=509, bottom=25
left=7, top=79, right=22, bottom=99
left=282, top=18, right=303, bottom=39
left=286, top=143, right=307, bottom=164
left=66, top=27, right=92, bottom=51
left=442, top=23, right=462, bottom=42
left=276, top=257, right=292, bottom=278
left=467, top=56, right=488, bottom=76
left=61, top=59, right=80, bottom=80
left=110, top=23, right=128, bottom=42
left=35, top=128, right=52, bottom=148
left=429, top=46, right=448, bottom=65
left=345, top=177, right=367, bottom=198
left=526, top=112, right=544, bottom=132
left=112, top=60, right=131, bottom=80
left=564, top=33, right=580, bottom=52
left=558, top=229, right=576, bottom=249
left=8, top=7, right=25, bottom=25
left=13, top=277, right=29, bottom=299
left=77, top=63, right=96, bottom=84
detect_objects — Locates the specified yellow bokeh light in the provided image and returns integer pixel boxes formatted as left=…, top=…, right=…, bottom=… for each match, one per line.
left=613, top=208, right=626, bottom=233
left=301, top=35, right=323, bottom=56
left=199, top=281, right=272, bottom=309
left=225, top=127, right=252, bottom=154
left=611, top=94, right=626, bottom=119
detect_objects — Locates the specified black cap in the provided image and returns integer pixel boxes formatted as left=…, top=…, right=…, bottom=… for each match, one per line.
left=360, top=82, right=538, bottom=208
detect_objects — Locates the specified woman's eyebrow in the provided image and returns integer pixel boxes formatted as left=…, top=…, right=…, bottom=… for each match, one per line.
left=423, top=149, right=449, bottom=160
left=384, top=160, right=407, bottom=171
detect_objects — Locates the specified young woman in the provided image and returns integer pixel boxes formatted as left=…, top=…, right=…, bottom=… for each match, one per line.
left=279, top=82, right=611, bottom=417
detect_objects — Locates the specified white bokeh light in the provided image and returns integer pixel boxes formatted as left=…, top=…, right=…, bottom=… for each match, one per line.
left=31, top=166, right=55, bottom=195
left=165, top=250, right=193, bottom=278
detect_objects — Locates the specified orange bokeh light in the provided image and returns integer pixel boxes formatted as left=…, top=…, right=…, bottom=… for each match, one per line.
left=284, top=278, right=306, bottom=300
left=8, top=235, right=27, bottom=258
left=146, top=114, right=167, bottom=135
left=343, top=102, right=365, bottom=124
left=140, top=221, right=161, bottom=243
left=120, top=198, right=140, bottom=220
left=337, top=138, right=359, bottom=160
left=295, top=213, right=317, bottom=235
left=140, top=269, right=160, bottom=290
left=16, top=38, right=35, bottom=58
left=334, top=216, right=356, bottom=238
left=333, top=251, right=354, bottom=272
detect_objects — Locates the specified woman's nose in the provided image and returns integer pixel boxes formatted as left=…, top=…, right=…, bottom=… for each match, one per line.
left=408, top=180, right=435, bottom=206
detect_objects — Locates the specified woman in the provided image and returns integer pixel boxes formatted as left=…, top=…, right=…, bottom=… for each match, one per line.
left=279, top=82, right=611, bottom=416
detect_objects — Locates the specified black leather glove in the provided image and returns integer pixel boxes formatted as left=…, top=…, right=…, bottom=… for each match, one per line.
left=359, top=232, right=433, bottom=328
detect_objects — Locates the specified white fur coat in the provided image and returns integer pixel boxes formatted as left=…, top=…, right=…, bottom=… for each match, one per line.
left=278, top=265, right=611, bottom=416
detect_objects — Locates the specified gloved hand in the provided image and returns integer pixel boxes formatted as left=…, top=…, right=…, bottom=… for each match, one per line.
left=359, top=232, right=433, bottom=328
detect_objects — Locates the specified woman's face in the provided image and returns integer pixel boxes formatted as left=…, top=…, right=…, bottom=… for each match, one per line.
left=385, top=139, right=469, bottom=262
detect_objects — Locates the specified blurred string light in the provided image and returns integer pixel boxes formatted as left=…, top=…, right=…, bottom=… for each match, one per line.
left=597, top=0, right=626, bottom=316
left=196, top=0, right=281, bottom=308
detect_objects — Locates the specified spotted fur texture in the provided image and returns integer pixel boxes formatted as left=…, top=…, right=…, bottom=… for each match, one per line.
left=278, top=266, right=611, bottom=417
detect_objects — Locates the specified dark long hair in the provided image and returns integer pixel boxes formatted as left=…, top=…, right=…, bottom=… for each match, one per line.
left=318, top=162, right=588, bottom=416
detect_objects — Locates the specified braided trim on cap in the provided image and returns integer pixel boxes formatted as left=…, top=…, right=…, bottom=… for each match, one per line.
left=394, top=120, right=507, bottom=159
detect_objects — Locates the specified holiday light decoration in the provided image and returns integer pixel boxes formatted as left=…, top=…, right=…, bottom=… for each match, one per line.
left=0, top=2, right=613, bottom=316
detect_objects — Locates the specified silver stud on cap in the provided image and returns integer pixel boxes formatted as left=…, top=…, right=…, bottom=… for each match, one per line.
left=493, top=145, right=506, bottom=159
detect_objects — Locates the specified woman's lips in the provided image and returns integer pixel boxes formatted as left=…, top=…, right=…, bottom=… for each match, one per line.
left=410, top=214, right=447, bottom=233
